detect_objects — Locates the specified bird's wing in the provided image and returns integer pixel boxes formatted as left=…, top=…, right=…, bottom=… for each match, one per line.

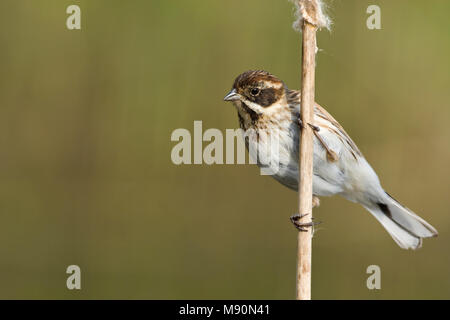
left=287, top=89, right=363, bottom=161
left=313, top=103, right=363, bottom=161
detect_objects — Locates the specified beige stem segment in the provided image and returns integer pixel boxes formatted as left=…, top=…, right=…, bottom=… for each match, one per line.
left=296, top=20, right=317, bottom=301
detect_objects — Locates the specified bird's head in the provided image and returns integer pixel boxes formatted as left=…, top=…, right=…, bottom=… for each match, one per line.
left=223, top=70, right=287, bottom=116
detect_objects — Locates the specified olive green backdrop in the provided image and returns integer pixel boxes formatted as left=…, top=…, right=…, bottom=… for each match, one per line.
left=0, top=0, right=449, bottom=299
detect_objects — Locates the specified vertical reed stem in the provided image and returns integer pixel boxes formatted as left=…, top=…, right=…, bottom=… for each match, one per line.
left=296, top=20, right=317, bottom=301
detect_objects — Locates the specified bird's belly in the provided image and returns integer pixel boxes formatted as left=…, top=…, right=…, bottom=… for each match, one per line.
left=271, top=156, right=344, bottom=197
left=247, top=128, right=344, bottom=196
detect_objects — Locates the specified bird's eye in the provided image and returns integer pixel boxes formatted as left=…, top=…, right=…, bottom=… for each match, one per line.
left=250, top=88, right=260, bottom=96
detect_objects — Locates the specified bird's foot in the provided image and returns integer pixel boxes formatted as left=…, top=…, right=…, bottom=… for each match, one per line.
left=297, top=118, right=320, bottom=132
left=290, top=213, right=321, bottom=232
left=310, top=127, right=339, bottom=163
left=308, top=123, right=321, bottom=132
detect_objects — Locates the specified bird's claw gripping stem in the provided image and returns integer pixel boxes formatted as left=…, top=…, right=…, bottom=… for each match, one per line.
left=298, top=117, right=338, bottom=163
left=297, top=119, right=320, bottom=132
left=290, top=213, right=321, bottom=232
left=308, top=123, right=320, bottom=132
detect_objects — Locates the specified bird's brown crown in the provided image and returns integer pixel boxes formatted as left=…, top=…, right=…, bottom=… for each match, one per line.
left=232, top=70, right=285, bottom=108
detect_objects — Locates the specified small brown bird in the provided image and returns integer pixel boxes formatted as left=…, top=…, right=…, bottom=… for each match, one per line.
left=224, top=70, right=437, bottom=249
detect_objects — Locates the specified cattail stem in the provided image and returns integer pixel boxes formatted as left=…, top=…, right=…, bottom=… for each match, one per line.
left=293, top=0, right=329, bottom=300
left=296, top=19, right=316, bottom=301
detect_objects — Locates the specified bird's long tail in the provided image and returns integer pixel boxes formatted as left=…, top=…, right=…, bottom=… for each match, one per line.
left=363, top=192, right=438, bottom=250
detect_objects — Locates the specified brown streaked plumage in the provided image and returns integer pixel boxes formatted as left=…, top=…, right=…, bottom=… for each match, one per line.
left=286, top=89, right=361, bottom=161
left=223, top=70, right=438, bottom=250
left=233, top=70, right=285, bottom=108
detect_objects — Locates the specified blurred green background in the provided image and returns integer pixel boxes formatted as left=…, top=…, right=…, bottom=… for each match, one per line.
left=0, top=0, right=449, bottom=299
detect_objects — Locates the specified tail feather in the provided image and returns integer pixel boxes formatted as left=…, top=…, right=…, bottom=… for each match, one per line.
left=364, top=192, right=438, bottom=250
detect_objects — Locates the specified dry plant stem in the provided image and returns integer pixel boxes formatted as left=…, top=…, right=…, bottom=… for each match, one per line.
left=296, top=20, right=317, bottom=300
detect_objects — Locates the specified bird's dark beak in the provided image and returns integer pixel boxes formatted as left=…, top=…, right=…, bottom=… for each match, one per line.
left=223, top=89, right=241, bottom=102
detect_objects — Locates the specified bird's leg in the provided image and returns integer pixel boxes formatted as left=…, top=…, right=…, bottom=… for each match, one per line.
left=312, top=196, right=320, bottom=208
left=297, top=118, right=319, bottom=132
left=307, top=123, right=321, bottom=132
left=307, top=123, right=339, bottom=163
left=299, top=116, right=338, bottom=162
left=290, top=213, right=321, bottom=232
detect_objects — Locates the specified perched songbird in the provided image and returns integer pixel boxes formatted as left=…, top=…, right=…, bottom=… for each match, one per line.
left=223, top=70, right=437, bottom=250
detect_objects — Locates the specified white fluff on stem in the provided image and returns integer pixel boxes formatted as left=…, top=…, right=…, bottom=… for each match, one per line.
left=290, top=0, right=331, bottom=31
